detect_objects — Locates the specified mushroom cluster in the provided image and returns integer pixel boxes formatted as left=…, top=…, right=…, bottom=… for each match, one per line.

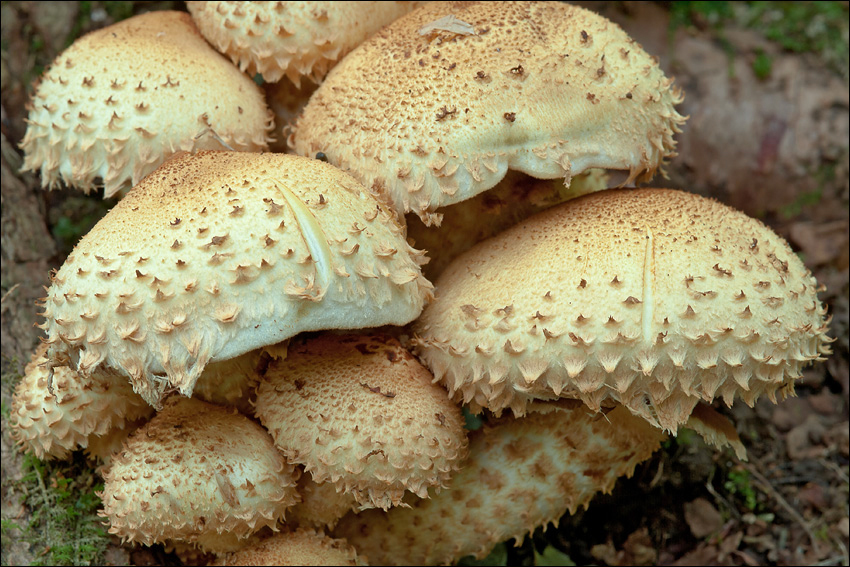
left=10, top=1, right=833, bottom=565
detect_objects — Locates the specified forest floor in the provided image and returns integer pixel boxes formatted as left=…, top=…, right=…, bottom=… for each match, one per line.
left=1, top=2, right=848, bottom=566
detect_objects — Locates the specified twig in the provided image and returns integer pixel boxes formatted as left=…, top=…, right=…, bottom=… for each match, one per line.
left=820, top=457, right=850, bottom=484
left=740, top=461, right=823, bottom=555
left=0, top=282, right=21, bottom=311
left=705, top=465, right=743, bottom=520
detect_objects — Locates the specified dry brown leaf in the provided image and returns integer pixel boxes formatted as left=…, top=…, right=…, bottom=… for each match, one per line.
left=684, top=498, right=725, bottom=539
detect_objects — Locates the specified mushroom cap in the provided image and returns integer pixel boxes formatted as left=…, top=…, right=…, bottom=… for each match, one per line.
left=290, top=1, right=685, bottom=223
left=213, top=529, right=366, bottom=566
left=40, top=151, right=433, bottom=407
left=413, top=189, right=832, bottom=432
left=187, top=1, right=422, bottom=86
left=288, top=471, right=359, bottom=530
left=99, top=397, right=300, bottom=549
left=10, top=343, right=152, bottom=460
left=254, top=333, right=469, bottom=510
left=19, top=11, right=273, bottom=198
left=334, top=405, right=665, bottom=565
left=191, top=349, right=264, bottom=415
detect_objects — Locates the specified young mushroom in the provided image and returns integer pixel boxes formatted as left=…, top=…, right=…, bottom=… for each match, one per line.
left=413, top=189, right=832, bottom=433
left=254, top=333, right=469, bottom=510
left=19, top=11, right=272, bottom=198
left=38, top=151, right=433, bottom=407
left=290, top=1, right=685, bottom=224
left=334, top=404, right=665, bottom=565
left=99, top=397, right=300, bottom=554
left=10, top=343, right=152, bottom=460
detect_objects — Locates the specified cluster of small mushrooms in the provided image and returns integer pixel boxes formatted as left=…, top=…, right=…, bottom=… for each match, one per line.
left=10, top=2, right=832, bottom=565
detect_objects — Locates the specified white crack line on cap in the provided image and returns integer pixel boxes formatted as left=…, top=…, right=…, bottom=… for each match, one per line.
left=274, top=181, right=333, bottom=301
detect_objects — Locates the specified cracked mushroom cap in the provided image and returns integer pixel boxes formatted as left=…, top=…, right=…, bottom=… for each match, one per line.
left=254, top=333, right=469, bottom=510
left=19, top=11, right=272, bottom=198
left=413, top=189, right=832, bottom=433
left=39, top=151, right=433, bottom=407
left=334, top=405, right=664, bottom=565
left=10, top=343, right=153, bottom=460
left=187, top=1, right=422, bottom=86
left=213, top=529, right=366, bottom=566
left=99, top=397, right=300, bottom=551
left=290, top=1, right=685, bottom=224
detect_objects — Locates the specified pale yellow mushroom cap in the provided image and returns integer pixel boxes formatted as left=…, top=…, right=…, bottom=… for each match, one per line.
left=291, top=1, right=685, bottom=223
left=255, top=333, right=469, bottom=510
left=39, top=151, right=433, bottom=407
left=214, top=529, right=366, bottom=566
left=98, top=397, right=300, bottom=550
left=334, top=405, right=665, bottom=565
left=19, top=11, right=273, bottom=198
left=413, top=189, right=832, bottom=433
left=187, top=1, right=422, bottom=86
left=10, top=343, right=153, bottom=460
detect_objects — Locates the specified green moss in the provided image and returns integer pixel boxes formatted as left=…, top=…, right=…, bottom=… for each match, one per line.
left=14, top=453, right=110, bottom=566
left=103, top=1, right=134, bottom=22
left=723, top=467, right=759, bottom=512
left=458, top=542, right=508, bottom=566
left=752, top=49, right=773, bottom=80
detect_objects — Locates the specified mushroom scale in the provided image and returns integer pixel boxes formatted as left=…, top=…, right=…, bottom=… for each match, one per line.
left=413, top=189, right=832, bottom=433
left=290, top=1, right=686, bottom=223
left=334, top=405, right=665, bottom=565
left=188, top=1, right=422, bottom=86
left=10, top=343, right=153, bottom=460
left=254, top=333, right=469, bottom=510
left=39, top=151, right=433, bottom=407
left=99, top=397, right=300, bottom=551
left=19, top=11, right=273, bottom=198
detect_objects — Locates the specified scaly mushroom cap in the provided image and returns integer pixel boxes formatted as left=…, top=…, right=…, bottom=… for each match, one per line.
left=187, top=1, right=421, bottom=86
left=214, top=529, right=366, bottom=566
left=413, top=189, right=832, bottom=433
left=39, top=151, right=433, bottom=407
left=99, top=397, right=299, bottom=550
left=288, top=471, right=359, bottom=531
left=290, top=1, right=685, bottom=224
left=10, top=343, right=152, bottom=460
left=191, top=349, right=264, bottom=415
left=407, top=169, right=609, bottom=281
left=19, top=11, right=273, bottom=198
left=254, top=333, right=469, bottom=510
left=335, top=405, right=665, bottom=565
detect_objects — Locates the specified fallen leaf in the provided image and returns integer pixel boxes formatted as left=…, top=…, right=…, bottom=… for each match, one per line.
left=684, top=498, right=725, bottom=539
